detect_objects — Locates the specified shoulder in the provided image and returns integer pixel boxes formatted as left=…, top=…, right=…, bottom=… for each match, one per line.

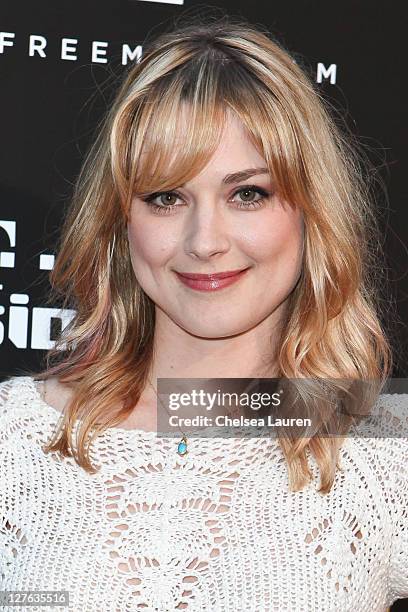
left=374, top=392, right=408, bottom=433
left=364, top=393, right=408, bottom=500
left=335, top=392, right=408, bottom=604
left=372, top=393, right=408, bottom=481
left=338, top=393, right=408, bottom=500
left=369, top=393, right=408, bottom=602
left=0, top=376, right=21, bottom=448
left=0, top=375, right=46, bottom=443
left=0, top=374, right=35, bottom=405
left=0, top=375, right=15, bottom=403
left=0, top=374, right=23, bottom=420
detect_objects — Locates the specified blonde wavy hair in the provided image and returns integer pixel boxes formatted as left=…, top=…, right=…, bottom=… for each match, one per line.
left=28, top=13, right=393, bottom=493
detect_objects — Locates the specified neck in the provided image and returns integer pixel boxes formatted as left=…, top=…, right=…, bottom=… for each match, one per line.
left=147, top=306, right=284, bottom=384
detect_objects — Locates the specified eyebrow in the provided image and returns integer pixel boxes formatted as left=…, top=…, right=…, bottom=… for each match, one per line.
left=222, top=167, right=269, bottom=184
left=174, top=167, right=270, bottom=190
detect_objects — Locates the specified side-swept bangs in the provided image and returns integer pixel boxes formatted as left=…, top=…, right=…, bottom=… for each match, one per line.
left=110, top=52, right=315, bottom=218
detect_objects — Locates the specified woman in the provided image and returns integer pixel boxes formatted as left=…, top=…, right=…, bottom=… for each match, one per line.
left=0, top=13, right=407, bottom=612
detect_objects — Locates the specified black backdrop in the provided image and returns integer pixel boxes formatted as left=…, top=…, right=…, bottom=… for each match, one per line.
left=0, top=1, right=407, bottom=609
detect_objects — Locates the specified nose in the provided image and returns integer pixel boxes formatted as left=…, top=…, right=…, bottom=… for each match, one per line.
left=184, top=200, right=231, bottom=260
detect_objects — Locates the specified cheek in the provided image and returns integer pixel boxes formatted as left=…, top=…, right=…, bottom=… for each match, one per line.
left=127, top=222, right=173, bottom=270
left=245, top=209, right=303, bottom=270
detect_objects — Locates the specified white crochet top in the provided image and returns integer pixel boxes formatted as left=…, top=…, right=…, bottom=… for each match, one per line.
left=0, top=375, right=407, bottom=612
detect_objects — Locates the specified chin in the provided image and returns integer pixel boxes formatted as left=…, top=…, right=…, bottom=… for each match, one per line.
left=177, top=318, right=253, bottom=340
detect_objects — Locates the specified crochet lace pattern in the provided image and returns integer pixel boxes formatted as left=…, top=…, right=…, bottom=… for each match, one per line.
left=0, top=375, right=407, bottom=611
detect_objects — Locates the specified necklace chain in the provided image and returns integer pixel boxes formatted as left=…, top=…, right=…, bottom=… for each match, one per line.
left=147, top=377, right=188, bottom=457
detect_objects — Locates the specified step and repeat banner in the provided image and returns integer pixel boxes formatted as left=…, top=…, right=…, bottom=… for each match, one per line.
left=0, top=0, right=407, bottom=382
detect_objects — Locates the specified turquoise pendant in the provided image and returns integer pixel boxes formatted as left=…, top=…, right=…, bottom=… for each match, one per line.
left=177, top=435, right=188, bottom=456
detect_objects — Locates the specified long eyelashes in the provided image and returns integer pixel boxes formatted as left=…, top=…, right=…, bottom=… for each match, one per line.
left=141, top=185, right=273, bottom=216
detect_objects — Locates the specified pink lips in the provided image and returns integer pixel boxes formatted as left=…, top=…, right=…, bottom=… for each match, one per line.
left=175, top=268, right=250, bottom=291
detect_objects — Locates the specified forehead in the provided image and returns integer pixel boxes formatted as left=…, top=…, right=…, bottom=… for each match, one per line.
left=127, top=97, right=304, bottom=212
left=150, top=106, right=267, bottom=185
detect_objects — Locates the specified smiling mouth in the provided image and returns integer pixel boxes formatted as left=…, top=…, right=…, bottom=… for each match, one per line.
left=174, top=267, right=250, bottom=291
left=175, top=268, right=250, bottom=280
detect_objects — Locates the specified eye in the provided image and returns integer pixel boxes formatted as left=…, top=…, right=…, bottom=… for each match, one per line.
left=232, top=186, right=271, bottom=209
left=142, top=191, right=182, bottom=215
left=141, top=185, right=273, bottom=215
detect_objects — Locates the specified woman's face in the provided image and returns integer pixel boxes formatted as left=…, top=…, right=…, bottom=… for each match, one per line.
left=127, top=111, right=304, bottom=339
